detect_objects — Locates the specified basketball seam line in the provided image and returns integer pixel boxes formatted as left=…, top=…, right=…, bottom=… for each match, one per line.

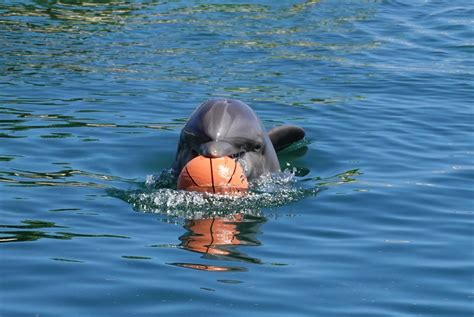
left=209, top=158, right=216, bottom=194
left=185, top=167, right=199, bottom=187
left=228, top=159, right=238, bottom=184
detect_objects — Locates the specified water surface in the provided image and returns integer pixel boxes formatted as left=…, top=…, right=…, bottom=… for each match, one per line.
left=1, top=1, right=473, bottom=316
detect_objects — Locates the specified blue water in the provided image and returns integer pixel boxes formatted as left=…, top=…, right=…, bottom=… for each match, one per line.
left=1, top=1, right=473, bottom=316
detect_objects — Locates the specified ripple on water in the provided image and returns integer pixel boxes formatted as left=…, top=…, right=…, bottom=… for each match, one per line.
left=107, top=166, right=362, bottom=220
left=110, top=169, right=323, bottom=219
left=1, top=1, right=473, bottom=316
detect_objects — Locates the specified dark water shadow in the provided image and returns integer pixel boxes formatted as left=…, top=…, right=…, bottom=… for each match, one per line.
left=0, top=219, right=130, bottom=243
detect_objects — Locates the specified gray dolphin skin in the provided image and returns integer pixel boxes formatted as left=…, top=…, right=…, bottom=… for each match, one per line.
left=173, top=98, right=305, bottom=180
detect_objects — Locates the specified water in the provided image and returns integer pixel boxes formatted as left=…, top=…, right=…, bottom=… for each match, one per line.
left=1, top=0, right=473, bottom=316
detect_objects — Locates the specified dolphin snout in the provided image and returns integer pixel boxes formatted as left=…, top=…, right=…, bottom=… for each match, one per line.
left=199, top=141, right=239, bottom=158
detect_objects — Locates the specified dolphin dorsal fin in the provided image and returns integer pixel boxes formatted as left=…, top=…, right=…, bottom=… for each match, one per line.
left=268, top=125, right=305, bottom=152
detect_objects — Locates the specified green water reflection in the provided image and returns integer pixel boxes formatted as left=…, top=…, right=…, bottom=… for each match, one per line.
left=0, top=219, right=129, bottom=243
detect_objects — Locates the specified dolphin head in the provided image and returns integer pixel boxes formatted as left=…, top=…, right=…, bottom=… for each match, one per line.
left=173, top=99, right=279, bottom=180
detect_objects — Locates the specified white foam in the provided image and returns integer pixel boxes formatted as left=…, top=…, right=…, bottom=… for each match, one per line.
left=119, top=168, right=320, bottom=219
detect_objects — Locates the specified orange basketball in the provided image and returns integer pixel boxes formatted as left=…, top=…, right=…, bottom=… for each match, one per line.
left=177, top=156, right=248, bottom=195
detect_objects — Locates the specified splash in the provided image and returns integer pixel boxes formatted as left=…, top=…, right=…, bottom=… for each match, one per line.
left=110, top=168, right=321, bottom=219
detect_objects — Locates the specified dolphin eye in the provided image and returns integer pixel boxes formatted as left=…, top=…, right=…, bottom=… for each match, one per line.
left=230, top=151, right=245, bottom=159
left=239, top=141, right=262, bottom=152
left=182, top=130, right=195, bottom=143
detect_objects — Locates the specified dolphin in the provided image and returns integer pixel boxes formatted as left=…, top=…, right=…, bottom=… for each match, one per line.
left=173, top=98, right=305, bottom=180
